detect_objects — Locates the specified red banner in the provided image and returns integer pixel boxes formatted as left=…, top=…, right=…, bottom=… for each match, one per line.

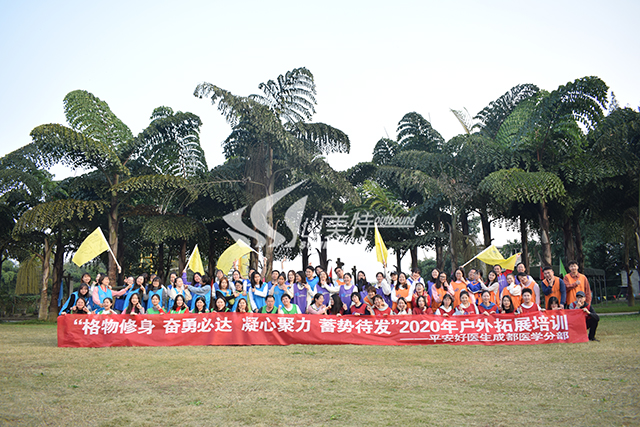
left=57, top=311, right=588, bottom=348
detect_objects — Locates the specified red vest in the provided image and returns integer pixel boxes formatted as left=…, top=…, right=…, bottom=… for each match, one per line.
left=519, top=303, right=540, bottom=314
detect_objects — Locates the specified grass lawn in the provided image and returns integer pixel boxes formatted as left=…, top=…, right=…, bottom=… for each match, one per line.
left=592, top=300, right=640, bottom=314
left=1, top=315, right=639, bottom=427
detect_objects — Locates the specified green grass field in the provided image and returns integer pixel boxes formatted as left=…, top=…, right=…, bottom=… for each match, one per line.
left=591, top=300, right=640, bottom=314
left=1, top=315, right=639, bottom=427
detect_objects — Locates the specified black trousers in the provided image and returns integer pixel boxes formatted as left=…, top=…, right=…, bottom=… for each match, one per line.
left=587, top=313, right=600, bottom=340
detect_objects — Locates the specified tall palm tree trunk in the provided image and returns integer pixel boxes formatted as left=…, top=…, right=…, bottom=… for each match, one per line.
left=108, top=192, right=119, bottom=283
left=38, top=237, right=51, bottom=321
left=48, top=233, right=64, bottom=320
left=520, top=215, right=529, bottom=271
left=538, top=201, right=552, bottom=267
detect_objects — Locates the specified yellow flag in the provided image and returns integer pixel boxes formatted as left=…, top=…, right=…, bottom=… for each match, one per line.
left=216, top=240, right=253, bottom=275
left=72, top=227, right=109, bottom=267
left=374, top=224, right=388, bottom=265
left=187, top=245, right=205, bottom=275
left=475, top=245, right=519, bottom=270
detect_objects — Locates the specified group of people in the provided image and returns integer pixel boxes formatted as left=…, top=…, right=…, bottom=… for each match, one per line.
left=59, top=260, right=600, bottom=341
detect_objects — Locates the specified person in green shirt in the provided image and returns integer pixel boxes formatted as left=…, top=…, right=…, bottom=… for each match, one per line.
left=94, top=297, right=117, bottom=315
left=260, top=295, right=278, bottom=313
left=147, top=294, right=166, bottom=314
left=278, top=293, right=301, bottom=314
left=169, top=294, right=189, bottom=314
left=213, top=297, right=229, bottom=312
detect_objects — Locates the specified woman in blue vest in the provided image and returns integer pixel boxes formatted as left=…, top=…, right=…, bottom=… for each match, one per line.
left=186, top=277, right=211, bottom=311
left=123, top=293, right=145, bottom=315
left=92, top=274, right=132, bottom=309
left=144, top=276, right=167, bottom=310
left=269, top=273, right=293, bottom=312
left=121, top=275, right=147, bottom=313
left=231, top=269, right=250, bottom=293
left=168, top=276, right=192, bottom=311
left=248, top=271, right=268, bottom=313
left=215, top=276, right=233, bottom=306
left=59, top=283, right=91, bottom=315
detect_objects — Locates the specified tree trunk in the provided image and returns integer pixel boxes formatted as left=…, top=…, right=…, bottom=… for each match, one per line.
left=316, top=231, right=328, bottom=270
left=449, top=222, right=458, bottom=272
left=178, top=239, right=187, bottom=273
left=301, top=235, right=309, bottom=270
left=562, top=216, right=576, bottom=264
left=435, top=217, right=444, bottom=271
left=480, top=208, right=491, bottom=247
left=520, top=215, right=529, bottom=272
left=395, top=249, right=402, bottom=274
left=573, top=217, right=584, bottom=270
left=624, top=233, right=635, bottom=307
left=460, top=211, right=469, bottom=236
left=48, top=233, right=64, bottom=320
left=164, top=244, right=173, bottom=281
left=0, top=251, right=4, bottom=294
left=538, top=201, right=552, bottom=267
left=108, top=190, right=119, bottom=283
left=208, top=232, right=216, bottom=279
left=460, top=211, right=470, bottom=262
left=263, top=148, right=275, bottom=277
left=410, top=247, right=418, bottom=271
left=157, top=243, right=164, bottom=282
left=117, top=223, right=125, bottom=286
left=38, top=237, right=52, bottom=321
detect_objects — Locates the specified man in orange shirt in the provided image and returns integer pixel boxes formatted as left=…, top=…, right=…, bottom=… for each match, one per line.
left=542, top=266, right=567, bottom=308
left=564, top=260, right=592, bottom=306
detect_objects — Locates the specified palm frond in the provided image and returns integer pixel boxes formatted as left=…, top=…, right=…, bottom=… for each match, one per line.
left=250, top=67, right=317, bottom=124
left=63, top=90, right=133, bottom=149
left=397, top=112, right=444, bottom=151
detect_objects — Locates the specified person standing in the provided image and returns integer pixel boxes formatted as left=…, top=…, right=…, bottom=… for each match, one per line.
left=493, top=264, right=509, bottom=295
left=541, top=266, right=567, bottom=308
left=564, top=261, right=592, bottom=306
left=92, top=275, right=132, bottom=309
left=517, top=272, right=541, bottom=306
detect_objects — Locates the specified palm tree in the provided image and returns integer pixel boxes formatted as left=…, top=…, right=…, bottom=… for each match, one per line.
left=28, top=91, right=206, bottom=281
left=194, top=67, right=350, bottom=273
left=479, top=76, right=608, bottom=266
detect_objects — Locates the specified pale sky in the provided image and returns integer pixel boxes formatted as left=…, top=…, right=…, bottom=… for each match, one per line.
left=1, top=0, right=639, bottom=277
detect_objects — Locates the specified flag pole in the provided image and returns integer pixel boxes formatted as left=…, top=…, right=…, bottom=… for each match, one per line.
left=186, top=245, right=196, bottom=270
left=460, top=246, right=492, bottom=269
left=100, top=228, right=122, bottom=274
left=105, top=243, right=122, bottom=273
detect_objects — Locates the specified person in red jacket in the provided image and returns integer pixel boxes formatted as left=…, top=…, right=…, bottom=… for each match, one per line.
left=412, top=295, right=432, bottom=315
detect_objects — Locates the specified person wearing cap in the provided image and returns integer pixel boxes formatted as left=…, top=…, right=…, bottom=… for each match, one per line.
left=568, top=291, right=600, bottom=341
